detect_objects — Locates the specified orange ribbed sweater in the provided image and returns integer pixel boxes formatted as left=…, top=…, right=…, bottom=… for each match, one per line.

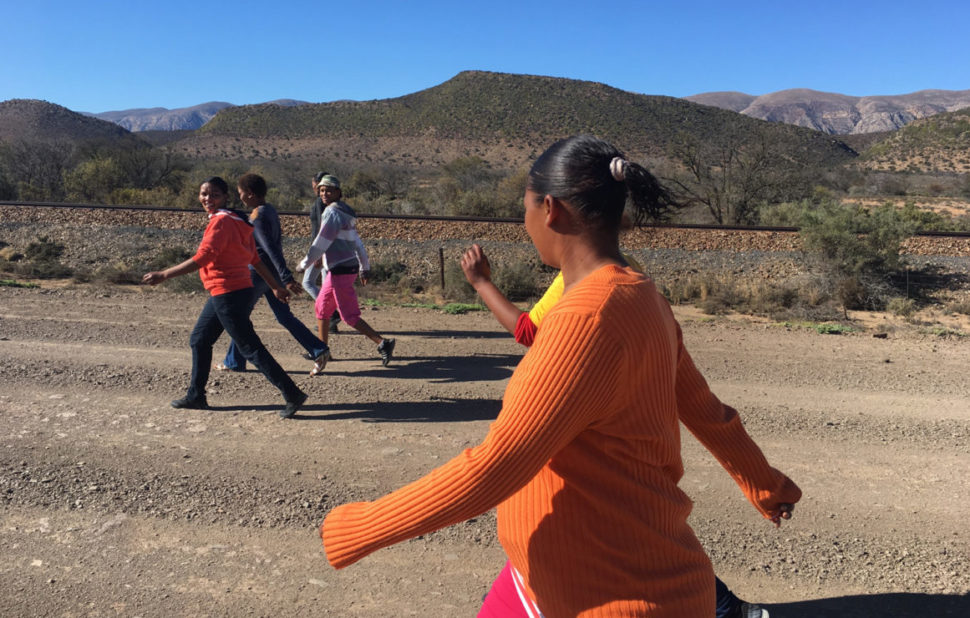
left=322, top=265, right=801, bottom=617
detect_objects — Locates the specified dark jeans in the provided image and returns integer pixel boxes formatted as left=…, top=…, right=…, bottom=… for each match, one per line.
left=715, top=576, right=743, bottom=618
left=222, top=273, right=328, bottom=370
left=186, top=287, right=302, bottom=403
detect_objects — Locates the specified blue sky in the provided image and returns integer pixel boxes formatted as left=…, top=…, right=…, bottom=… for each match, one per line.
left=2, top=0, right=968, bottom=113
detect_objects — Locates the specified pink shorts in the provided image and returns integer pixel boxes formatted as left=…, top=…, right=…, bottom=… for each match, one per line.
left=478, top=561, right=544, bottom=617
left=314, top=272, right=361, bottom=326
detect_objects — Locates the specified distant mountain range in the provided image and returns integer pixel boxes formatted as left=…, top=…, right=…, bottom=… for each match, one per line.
left=84, top=99, right=310, bottom=132
left=686, top=88, right=970, bottom=135
left=66, top=84, right=970, bottom=137
left=2, top=72, right=968, bottom=179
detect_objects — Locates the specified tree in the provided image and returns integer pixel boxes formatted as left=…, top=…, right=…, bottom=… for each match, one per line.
left=666, top=126, right=791, bottom=225
left=63, top=157, right=125, bottom=203
left=0, top=139, right=75, bottom=201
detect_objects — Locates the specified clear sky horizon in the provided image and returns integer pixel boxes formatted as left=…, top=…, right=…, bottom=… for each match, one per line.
left=3, top=0, right=968, bottom=113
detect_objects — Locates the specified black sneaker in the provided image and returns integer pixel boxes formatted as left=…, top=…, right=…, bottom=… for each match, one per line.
left=280, top=391, right=308, bottom=419
left=171, top=395, right=208, bottom=409
left=377, top=338, right=395, bottom=366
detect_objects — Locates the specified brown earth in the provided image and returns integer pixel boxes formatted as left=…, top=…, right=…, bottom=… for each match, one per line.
left=1, top=282, right=968, bottom=617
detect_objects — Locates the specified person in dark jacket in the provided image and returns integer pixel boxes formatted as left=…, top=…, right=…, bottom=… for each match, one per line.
left=215, top=173, right=331, bottom=376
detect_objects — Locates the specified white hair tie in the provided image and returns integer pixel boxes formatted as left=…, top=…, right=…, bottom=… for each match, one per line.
left=610, top=157, right=627, bottom=181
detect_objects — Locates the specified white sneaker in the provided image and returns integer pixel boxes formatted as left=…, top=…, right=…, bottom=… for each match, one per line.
left=740, top=602, right=769, bottom=618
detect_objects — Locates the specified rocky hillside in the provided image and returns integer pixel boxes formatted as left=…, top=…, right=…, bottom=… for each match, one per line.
left=686, top=88, right=970, bottom=135
left=180, top=71, right=855, bottom=173
left=0, top=99, right=140, bottom=144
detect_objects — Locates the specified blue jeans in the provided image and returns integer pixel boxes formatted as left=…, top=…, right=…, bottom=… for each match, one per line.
left=222, top=272, right=329, bottom=371
left=715, top=576, right=742, bottom=618
left=186, top=287, right=303, bottom=403
left=301, top=261, right=322, bottom=298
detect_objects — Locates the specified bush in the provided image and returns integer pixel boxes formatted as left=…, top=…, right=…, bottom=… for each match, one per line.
left=796, top=199, right=915, bottom=312
left=493, top=261, right=538, bottom=302
left=945, top=299, right=970, bottom=316
left=442, top=260, right=476, bottom=303
left=12, top=259, right=73, bottom=279
left=886, top=296, right=917, bottom=317
left=24, top=237, right=65, bottom=262
left=368, top=260, right=408, bottom=286
left=145, top=247, right=193, bottom=271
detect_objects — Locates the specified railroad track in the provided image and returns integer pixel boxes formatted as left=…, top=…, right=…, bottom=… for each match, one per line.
left=2, top=201, right=970, bottom=256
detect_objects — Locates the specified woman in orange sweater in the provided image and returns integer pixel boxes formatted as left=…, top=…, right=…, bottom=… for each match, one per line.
left=321, top=136, right=801, bottom=617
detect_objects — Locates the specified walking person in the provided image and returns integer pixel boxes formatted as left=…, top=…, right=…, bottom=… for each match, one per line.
left=297, top=175, right=395, bottom=366
left=302, top=171, right=341, bottom=335
left=142, top=176, right=308, bottom=419
left=461, top=243, right=775, bottom=618
left=213, top=173, right=331, bottom=376
left=319, top=136, right=799, bottom=616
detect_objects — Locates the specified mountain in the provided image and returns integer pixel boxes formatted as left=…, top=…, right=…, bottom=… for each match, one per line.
left=88, top=99, right=310, bottom=131
left=859, top=107, right=970, bottom=173
left=682, top=92, right=756, bottom=113
left=685, top=88, right=970, bottom=135
left=184, top=71, right=854, bottom=173
left=0, top=99, right=141, bottom=145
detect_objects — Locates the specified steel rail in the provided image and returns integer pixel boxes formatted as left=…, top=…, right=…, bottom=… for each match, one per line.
left=2, top=200, right=969, bottom=238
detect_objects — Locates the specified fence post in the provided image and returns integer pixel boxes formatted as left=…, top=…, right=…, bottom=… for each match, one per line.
left=439, top=247, right=445, bottom=289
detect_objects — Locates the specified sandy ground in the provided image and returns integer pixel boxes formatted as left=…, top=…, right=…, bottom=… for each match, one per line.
left=1, top=284, right=968, bottom=617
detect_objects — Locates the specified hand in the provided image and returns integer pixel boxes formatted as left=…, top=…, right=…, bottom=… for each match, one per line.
left=770, top=503, right=794, bottom=528
left=359, top=270, right=370, bottom=286
left=142, top=271, right=166, bottom=285
left=461, top=244, right=491, bottom=286
left=285, top=281, right=303, bottom=295
left=273, top=287, right=291, bottom=304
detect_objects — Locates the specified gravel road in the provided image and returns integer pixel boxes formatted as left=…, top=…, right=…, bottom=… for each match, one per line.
left=0, top=282, right=968, bottom=617
left=1, top=205, right=969, bottom=617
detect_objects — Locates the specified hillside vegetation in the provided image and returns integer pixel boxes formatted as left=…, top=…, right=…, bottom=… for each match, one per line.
left=1, top=72, right=969, bottom=226
left=201, top=71, right=855, bottom=169
left=861, top=108, right=970, bottom=173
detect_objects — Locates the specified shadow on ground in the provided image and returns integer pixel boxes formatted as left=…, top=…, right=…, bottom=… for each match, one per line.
left=322, top=353, right=521, bottom=383
left=765, top=591, right=969, bottom=617
left=295, top=397, right=501, bottom=423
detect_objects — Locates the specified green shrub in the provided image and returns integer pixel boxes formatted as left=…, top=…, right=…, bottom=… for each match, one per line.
left=886, top=297, right=917, bottom=317
left=13, top=259, right=73, bottom=279
left=493, top=261, right=538, bottom=302
left=945, top=300, right=970, bottom=316
left=24, top=237, right=65, bottom=262
left=442, top=303, right=486, bottom=315
left=146, top=247, right=193, bottom=271
left=0, top=279, right=39, bottom=288
left=442, top=260, right=476, bottom=302
left=368, top=260, right=407, bottom=285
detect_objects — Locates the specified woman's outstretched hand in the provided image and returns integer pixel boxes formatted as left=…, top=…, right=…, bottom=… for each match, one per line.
left=770, top=503, right=794, bottom=528
left=461, top=244, right=492, bottom=287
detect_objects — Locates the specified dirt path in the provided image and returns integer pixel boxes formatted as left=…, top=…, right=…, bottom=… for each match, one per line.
left=1, top=285, right=968, bottom=617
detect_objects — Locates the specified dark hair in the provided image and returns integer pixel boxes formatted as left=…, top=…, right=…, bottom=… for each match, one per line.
left=237, top=172, right=267, bottom=199
left=528, top=135, right=677, bottom=229
left=202, top=176, right=230, bottom=195
left=313, top=171, right=328, bottom=184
